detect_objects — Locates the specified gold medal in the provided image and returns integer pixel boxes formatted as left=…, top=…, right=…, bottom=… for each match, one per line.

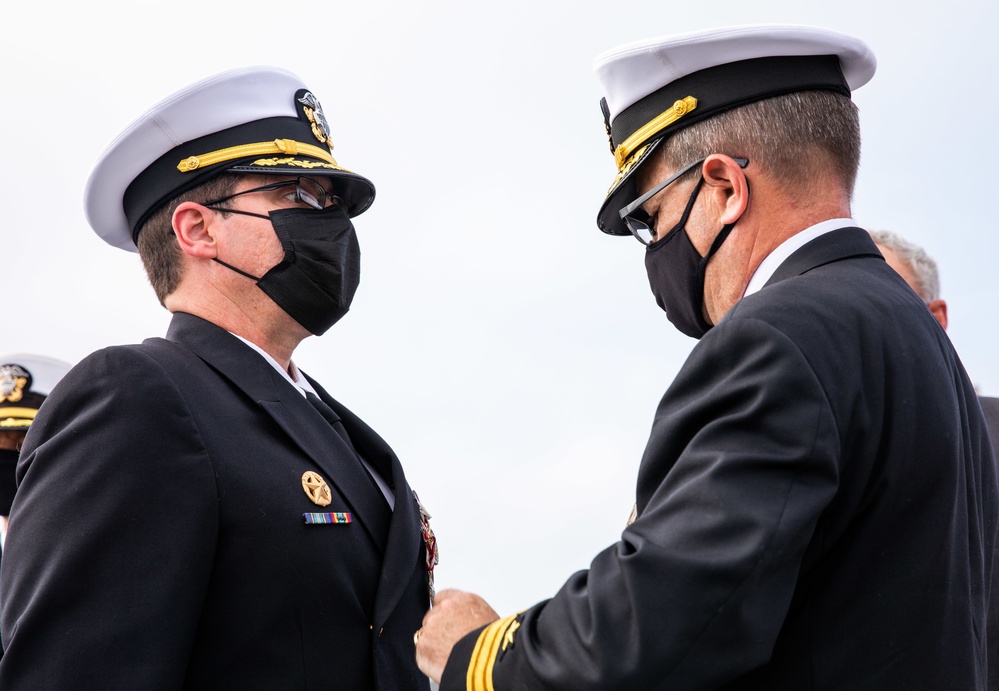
left=301, top=471, right=332, bottom=507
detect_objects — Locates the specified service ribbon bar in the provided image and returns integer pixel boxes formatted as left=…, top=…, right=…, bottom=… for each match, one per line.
left=303, top=512, right=352, bottom=525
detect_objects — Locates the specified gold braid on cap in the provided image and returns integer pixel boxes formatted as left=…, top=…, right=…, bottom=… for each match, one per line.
left=0, top=407, right=37, bottom=427
left=177, top=139, right=339, bottom=173
left=613, top=96, right=697, bottom=171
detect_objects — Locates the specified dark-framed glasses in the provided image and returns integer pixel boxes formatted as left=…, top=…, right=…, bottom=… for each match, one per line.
left=619, top=156, right=748, bottom=245
left=203, top=177, right=343, bottom=211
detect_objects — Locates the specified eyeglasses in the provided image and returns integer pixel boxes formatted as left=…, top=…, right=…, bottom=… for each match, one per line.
left=202, top=177, right=344, bottom=211
left=619, top=156, right=748, bottom=245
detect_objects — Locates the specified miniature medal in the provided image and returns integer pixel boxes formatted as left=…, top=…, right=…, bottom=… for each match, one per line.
left=414, top=491, right=439, bottom=605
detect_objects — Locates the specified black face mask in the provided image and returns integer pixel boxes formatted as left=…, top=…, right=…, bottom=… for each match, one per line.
left=214, top=205, right=360, bottom=336
left=644, top=177, right=737, bottom=339
left=0, top=447, right=19, bottom=515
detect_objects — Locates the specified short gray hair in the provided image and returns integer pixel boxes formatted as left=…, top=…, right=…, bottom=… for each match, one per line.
left=660, top=90, right=862, bottom=200
left=868, top=230, right=941, bottom=302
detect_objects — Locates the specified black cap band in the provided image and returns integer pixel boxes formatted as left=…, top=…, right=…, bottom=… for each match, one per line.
left=124, top=116, right=324, bottom=241
left=610, top=55, right=850, bottom=154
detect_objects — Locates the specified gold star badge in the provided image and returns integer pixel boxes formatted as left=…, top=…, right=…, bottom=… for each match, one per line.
left=301, top=471, right=332, bottom=507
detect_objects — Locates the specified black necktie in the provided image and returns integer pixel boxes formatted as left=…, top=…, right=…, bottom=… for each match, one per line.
left=304, top=391, right=390, bottom=510
left=306, top=391, right=356, bottom=450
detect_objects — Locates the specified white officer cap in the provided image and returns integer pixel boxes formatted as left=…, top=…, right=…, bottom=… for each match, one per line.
left=0, top=354, right=72, bottom=431
left=593, top=24, right=877, bottom=236
left=85, top=66, right=376, bottom=252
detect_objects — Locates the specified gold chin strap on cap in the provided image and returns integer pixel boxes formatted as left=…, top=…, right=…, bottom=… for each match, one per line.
left=0, top=407, right=36, bottom=427
left=613, top=96, right=698, bottom=171
left=177, top=139, right=339, bottom=173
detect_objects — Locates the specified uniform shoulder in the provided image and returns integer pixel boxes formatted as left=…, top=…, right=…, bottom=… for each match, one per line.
left=63, top=341, right=174, bottom=385
left=40, top=341, right=195, bottom=423
left=724, top=253, right=917, bottom=344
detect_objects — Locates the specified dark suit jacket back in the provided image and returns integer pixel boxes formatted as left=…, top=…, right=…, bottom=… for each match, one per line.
left=980, top=396, right=999, bottom=691
left=442, top=228, right=998, bottom=690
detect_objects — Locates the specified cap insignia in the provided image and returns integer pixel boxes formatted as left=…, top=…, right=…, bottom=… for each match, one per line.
left=297, top=91, right=333, bottom=149
left=0, top=365, right=29, bottom=404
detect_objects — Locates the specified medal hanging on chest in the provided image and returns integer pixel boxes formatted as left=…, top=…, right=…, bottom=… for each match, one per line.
left=414, top=491, right=439, bottom=605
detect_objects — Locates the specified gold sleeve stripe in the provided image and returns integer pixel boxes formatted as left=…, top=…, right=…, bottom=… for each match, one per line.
left=613, top=96, right=698, bottom=171
left=177, top=139, right=337, bottom=173
left=466, top=614, right=520, bottom=691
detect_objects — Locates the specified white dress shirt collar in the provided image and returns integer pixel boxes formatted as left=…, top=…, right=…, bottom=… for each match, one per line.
left=743, top=218, right=856, bottom=298
left=229, top=334, right=316, bottom=397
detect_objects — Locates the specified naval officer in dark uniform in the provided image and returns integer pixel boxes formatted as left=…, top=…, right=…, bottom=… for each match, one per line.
left=415, top=25, right=998, bottom=689
left=0, top=354, right=71, bottom=557
left=0, top=67, right=436, bottom=690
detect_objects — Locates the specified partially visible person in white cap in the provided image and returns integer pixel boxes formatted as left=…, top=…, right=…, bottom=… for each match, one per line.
left=414, top=24, right=997, bottom=689
left=0, top=354, right=71, bottom=547
left=869, top=228, right=999, bottom=691
left=0, top=68, right=436, bottom=690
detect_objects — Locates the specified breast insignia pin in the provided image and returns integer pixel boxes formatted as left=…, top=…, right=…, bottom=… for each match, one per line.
left=302, top=470, right=332, bottom=507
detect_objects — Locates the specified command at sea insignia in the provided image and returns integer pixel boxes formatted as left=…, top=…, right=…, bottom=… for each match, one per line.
left=301, top=470, right=332, bottom=506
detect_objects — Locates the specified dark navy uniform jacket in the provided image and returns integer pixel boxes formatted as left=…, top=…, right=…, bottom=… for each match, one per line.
left=0, top=312, right=430, bottom=690
left=982, top=396, right=999, bottom=691
left=443, top=228, right=998, bottom=690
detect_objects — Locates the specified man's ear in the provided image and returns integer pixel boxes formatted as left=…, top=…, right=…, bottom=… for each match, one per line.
left=172, top=202, right=219, bottom=259
left=700, top=154, right=749, bottom=225
left=927, top=298, right=948, bottom=331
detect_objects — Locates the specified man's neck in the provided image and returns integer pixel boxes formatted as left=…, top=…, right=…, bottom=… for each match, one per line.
left=221, top=319, right=303, bottom=370
left=703, top=184, right=852, bottom=324
left=743, top=217, right=855, bottom=298
left=166, top=290, right=307, bottom=370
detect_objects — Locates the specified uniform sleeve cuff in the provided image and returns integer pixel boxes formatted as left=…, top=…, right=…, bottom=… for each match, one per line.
left=439, top=624, right=485, bottom=690
left=440, top=614, right=522, bottom=691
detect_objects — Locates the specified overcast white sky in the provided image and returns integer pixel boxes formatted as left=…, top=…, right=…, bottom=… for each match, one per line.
left=4, top=0, right=997, bottom=616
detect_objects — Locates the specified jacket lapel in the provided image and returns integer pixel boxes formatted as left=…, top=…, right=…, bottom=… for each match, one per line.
left=164, top=312, right=389, bottom=552
left=764, top=226, right=884, bottom=288
left=306, top=374, right=424, bottom=628
left=372, top=483, right=422, bottom=628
